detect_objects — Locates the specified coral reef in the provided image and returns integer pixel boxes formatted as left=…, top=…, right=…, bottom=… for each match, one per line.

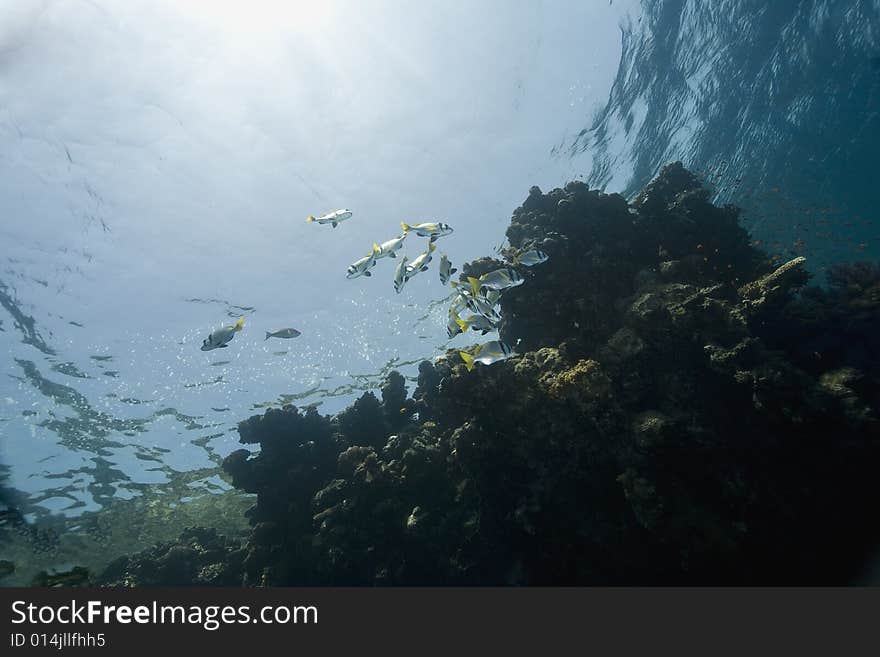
left=1, top=483, right=251, bottom=586
left=98, top=528, right=245, bottom=586
left=31, top=566, right=91, bottom=588
left=97, top=163, right=880, bottom=585
left=0, top=560, right=15, bottom=580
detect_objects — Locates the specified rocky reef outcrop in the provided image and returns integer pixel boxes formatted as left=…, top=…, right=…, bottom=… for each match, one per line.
left=97, top=528, right=245, bottom=586
left=98, top=163, right=880, bottom=585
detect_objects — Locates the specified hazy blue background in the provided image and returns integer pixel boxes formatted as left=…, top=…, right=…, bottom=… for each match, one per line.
left=0, top=0, right=637, bottom=516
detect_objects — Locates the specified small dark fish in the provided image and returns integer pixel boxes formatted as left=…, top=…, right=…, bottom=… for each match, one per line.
left=439, top=254, right=457, bottom=285
left=265, top=328, right=301, bottom=340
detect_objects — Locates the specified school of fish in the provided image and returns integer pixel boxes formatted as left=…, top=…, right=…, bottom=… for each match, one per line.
left=445, top=248, right=547, bottom=370
left=199, top=206, right=549, bottom=374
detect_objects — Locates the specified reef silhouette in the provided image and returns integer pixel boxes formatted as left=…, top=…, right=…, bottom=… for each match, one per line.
left=94, top=163, right=880, bottom=586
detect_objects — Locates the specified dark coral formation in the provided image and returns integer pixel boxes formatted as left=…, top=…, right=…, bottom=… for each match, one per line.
left=493, top=163, right=764, bottom=359
left=98, top=528, right=245, bottom=586
left=99, top=163, right=880, bottom=585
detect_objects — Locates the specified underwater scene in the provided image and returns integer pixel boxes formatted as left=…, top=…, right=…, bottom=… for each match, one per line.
left=1, top=0, right=879, bottom=586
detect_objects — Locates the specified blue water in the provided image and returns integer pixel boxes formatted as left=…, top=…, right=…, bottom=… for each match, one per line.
left=2, top=0, right=879, bottom=584
left=567, top=0, right=880, bottom=270
left=0, top=1, right=631, bottom=582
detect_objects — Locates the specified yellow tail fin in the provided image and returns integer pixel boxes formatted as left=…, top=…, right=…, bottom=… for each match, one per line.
left=467, top=276, right=481, bottom=296
left=459, top=351, right=475, bottom=372
left=451, top=309, right=468, bottom=332
left=400, top=222, right=411, bottom=233
left=428, top=241, right=437, bottom=252
left=235, top=316, right=244, bottom=331
left=306, top=215, right=315, bottom=222
left=373, top=243, right=381, bottom=254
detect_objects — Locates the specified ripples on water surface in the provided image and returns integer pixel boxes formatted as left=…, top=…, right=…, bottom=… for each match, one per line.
left=2, top=0, right=879, bottom=584
left=0, top=271, right=474, bottom=582
left=569, top=0, right=880, bottom=271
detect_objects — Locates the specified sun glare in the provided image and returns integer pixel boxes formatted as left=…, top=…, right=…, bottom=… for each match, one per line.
left=174, top=0, right=335, bottom=40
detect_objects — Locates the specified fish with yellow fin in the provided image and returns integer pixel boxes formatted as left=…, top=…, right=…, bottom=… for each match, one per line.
left=374, top=234, right=407, bottom=259
left=469, top=267, right=523, bottom=292
left=447, top=309, right=466, bottom=338
left=514, top=249, right=549, bottom=266
left=306, top=209, right=352, bottom=228
left=449, top=280, right=502, bottom=322
left=346, top=245, right=381, bottom=279
left=400, top=221, right=454, bottom=241
left=405, top=241, right=437, bottom=279
left=448, top=307, right=494, bottom=338
left=201, top=317, right=244, bottom=351
left=458, top=313, right=496, bottom=335
left=459, top=340, right=516, bottom=371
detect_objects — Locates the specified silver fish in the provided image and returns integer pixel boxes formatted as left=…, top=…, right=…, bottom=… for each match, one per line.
left=393, top=255, right=410, bottom=293
left=400, top=221, right=454, bottom=240
left=450, top=279, right=477, bottom=299
left=459, top=340, right=515, bottom=371
left=201, top=317, right=244, bottom=351
left=484, top=289, right=503, bottom=307
left=450, top=292, right=470, bottom=313
left=516, top=249, right=549, bottom=266
left=449, top=281, right=501, bottom=321
left=439, top=254, right=457, bottom=285
left=265, top=328, right=301, bottom=340
left=374, top=234, right=407, bottom=259
left=466, top=295, right=501, bottom=323
left=405, top=242, right=437, bottom=279
left=447, top=309, right=466, bottom=339
left=306, top=208, right=352, bottom=228
left=346, top=245, right=380, bottom=279
left=460, top=313, right=496, bottom=334
left=471, top=267, right=523, bottom=291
